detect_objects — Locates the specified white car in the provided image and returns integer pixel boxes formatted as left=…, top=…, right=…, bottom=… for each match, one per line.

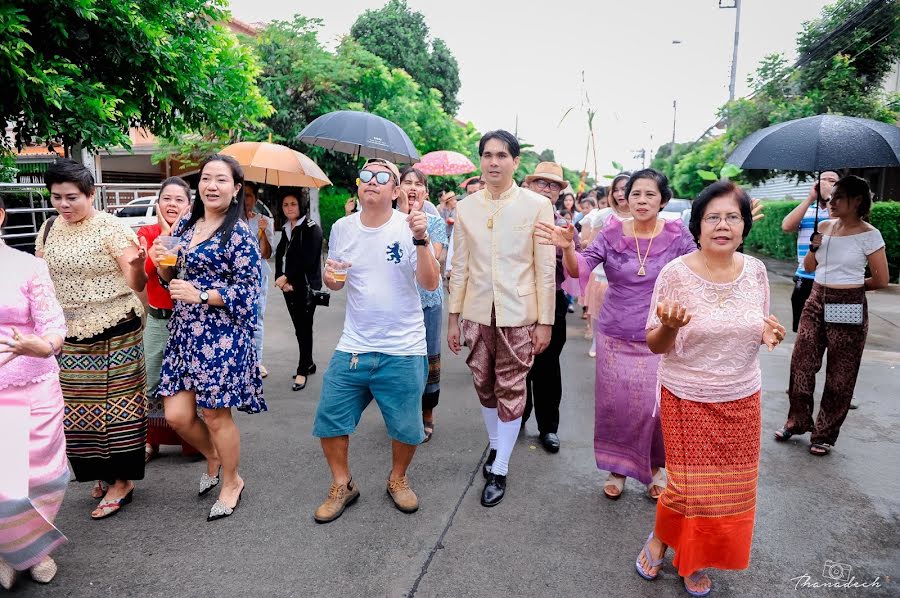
left=114, top=196, right=274, bottom=231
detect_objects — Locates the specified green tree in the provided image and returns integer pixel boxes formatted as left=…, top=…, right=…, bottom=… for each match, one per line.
left=350, top=0, right=461, bottom=114
left=655, top=0, right=900, bottom=196
left=0, top=0, right=272, bottom=155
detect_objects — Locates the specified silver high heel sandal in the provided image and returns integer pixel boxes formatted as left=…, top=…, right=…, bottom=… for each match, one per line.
left=198, top=466, right=221, bottom=497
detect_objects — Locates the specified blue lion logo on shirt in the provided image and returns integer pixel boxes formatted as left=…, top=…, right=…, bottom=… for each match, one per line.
left=386, top=242, right=403, bottom=264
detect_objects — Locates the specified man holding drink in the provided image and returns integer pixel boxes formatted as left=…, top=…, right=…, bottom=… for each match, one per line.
left=311, top=158, right=440, bottom=523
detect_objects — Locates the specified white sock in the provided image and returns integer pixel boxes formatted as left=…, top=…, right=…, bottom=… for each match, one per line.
left=481, top=406, right=499, bottom=450
left=491, top=417, right=522, bottom=476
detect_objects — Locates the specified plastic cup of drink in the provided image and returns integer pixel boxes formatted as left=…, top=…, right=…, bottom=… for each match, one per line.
left=157, top=236, right=182, bottom=267
left=332, top=256, right=349, bottom=282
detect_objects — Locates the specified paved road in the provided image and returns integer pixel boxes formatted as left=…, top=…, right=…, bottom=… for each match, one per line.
left=17, top=269, right=899, bottom=598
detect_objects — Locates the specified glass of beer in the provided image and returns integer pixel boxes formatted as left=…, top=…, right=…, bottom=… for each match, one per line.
left=332, top=254, right=349, bottom=282
left=157, top=236, right=182, bottom=267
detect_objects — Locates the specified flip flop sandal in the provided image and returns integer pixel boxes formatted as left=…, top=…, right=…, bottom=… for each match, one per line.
left=603, top=473, right=625, bottom=500
left=774, top=426, right=796, bottom=441
left=647, top=469, right=667, bottom=500
left=91, top=488, right=134, bottom=520
left=635, top=532, right=665, bottom=580
left=90, top=481, right=109, bottom=499
left=422, top=421, right=435, bottom=443
left=809, top=443, right=832, bottom=456
left=683, top=570, right=712, bottom=597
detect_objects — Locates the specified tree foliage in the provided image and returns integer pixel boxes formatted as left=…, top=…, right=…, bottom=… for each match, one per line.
left=0, top=0, right=272, bottom=154
left=350, top=0, right=461, bottom=114
left=654, top=0, right=900, bottom=198
left=222, top=16, right=478, bottom=190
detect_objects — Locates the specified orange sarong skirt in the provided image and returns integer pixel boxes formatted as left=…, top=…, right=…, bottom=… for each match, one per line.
left=654, top=386, right=761, bottom=577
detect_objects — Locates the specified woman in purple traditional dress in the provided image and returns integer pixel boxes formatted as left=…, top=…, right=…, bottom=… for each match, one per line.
left=538, top=169, right=695, bottom=500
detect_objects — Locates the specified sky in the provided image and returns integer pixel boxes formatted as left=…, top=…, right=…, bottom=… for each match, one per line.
left=227, top=0, right=833, bottom=176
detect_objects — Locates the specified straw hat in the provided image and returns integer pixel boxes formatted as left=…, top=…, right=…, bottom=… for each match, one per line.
left=523, top=162, right=567, bottom=186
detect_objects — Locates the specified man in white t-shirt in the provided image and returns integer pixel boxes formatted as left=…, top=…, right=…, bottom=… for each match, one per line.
left=312, top=158, right=440, bottom=524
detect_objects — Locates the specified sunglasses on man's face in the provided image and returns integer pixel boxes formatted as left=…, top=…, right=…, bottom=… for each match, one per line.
left=359, top=170, right=393, bottom=185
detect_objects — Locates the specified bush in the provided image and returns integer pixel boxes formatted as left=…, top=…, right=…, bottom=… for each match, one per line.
left=743, top=200, right=801, bottom=260
left=870, top=202, right=900, bottom=283
left=318, top=186, right=352, bottom=241
left=745, top=199, right=899, bottom=282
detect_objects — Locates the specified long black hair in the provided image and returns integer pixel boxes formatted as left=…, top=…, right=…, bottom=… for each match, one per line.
left=185, top=154, right=245, bottom=247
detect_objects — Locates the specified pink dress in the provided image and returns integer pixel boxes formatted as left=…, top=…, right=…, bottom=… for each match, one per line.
left=0, top=242, right=69, bottom=570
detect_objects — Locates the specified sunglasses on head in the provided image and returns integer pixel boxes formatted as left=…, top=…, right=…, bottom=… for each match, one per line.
left=359, top=169, right=394, bottom=185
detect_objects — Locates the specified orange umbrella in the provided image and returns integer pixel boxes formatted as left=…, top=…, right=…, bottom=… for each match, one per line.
left=220, top=141, right=331, bottom=188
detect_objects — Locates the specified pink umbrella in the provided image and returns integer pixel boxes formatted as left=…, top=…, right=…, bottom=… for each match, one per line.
left=416, top=150, right=476, bottom=176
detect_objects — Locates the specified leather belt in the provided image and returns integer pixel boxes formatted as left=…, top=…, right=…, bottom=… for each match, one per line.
left=147, top=306, right=173, bottom=320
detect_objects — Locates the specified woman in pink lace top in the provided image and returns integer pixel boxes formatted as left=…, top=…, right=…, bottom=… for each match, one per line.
left=0, top=199, right=69, bottom=588
left=634, top=182, right=786, bottom=597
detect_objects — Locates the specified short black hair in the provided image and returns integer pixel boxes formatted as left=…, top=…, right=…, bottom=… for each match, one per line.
left=478, top=130, right=520, bottom=158
left=624, top=168, right=672, bottom=207
left=159, top=176, right=191, bottom=202
left=45, top=158, right=94, bottom=196
left=688, top=180, right=754, bottom=242
left=833, top=175, right=872, bottom=218
left=399, top=166, right=428, bottom=189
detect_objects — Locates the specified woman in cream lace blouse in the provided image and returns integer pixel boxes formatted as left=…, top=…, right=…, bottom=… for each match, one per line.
left=36, top=159, right=148, bottom=520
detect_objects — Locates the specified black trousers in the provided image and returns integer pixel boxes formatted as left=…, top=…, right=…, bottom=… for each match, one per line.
left=523, top=290, right=568, bottom=434
left=283, top=290, right=316, bottom=376
left=791, top=276, right=815, bottom=332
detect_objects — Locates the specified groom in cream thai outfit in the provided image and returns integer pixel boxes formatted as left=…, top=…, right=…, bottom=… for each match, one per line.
left=447, top=129, right=556, bottom=507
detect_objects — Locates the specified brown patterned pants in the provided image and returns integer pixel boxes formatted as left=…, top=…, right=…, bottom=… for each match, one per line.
left=787, top=284, right=867, bottom=446
left=460, top=316, right=535, bottom=423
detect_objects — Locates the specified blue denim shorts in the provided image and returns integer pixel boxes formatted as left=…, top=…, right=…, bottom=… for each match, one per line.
left=313, top=351, right=427, bottom=445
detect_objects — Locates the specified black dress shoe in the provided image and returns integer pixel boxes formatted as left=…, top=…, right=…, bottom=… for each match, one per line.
left=482, top=448, right=497, bottom=479
left=481, top=473, right=506, bottom=507
left=292, top=376, right=307, bottom=391
left=540, top=432, right=560, bottom=454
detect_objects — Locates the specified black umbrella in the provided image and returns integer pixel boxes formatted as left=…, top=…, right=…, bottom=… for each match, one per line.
left=297, top=110, right=420, bottom=164
left=727, top=114, right=900, bottom=228
left=727, top=114, right=900, bottom=171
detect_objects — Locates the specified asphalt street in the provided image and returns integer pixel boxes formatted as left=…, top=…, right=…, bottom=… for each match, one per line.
left=15, top=260, right=899, bottom=598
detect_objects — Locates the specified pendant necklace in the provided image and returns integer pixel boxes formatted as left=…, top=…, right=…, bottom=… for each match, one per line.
left=702, top=254, right=738, bottom=308
left=486, top=200, right=510, bottom=229
left=633, top=220, right=660, bottom=276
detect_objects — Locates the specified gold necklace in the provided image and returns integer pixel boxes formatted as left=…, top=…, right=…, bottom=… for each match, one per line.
left=486, top=199, right=510, bottom=229
left=633, top=219, right=660, bottom=276
left=702, top=254, right=738, bottom=308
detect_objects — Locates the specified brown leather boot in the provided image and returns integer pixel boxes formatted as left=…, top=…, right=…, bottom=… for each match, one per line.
left=386, top=475, right=419, bottom=513
left=314, top=479, right=360, bottom=524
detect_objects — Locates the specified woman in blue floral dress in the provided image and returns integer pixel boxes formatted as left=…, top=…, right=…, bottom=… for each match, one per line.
left=150, top=154, right=265, bottom=522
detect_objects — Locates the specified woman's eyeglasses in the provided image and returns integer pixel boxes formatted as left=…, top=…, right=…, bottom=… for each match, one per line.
left=702, top=214, right=743, bottom=226
left=359, top=170, right=393, bottom=185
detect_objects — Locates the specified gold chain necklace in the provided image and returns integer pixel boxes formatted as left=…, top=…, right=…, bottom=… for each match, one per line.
left=633, top=219, right=660, bottom=276
left=702, top=253, right=738, bottom=308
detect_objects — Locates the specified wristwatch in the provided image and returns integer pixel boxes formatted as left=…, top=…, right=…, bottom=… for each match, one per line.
left=413, top=234, right=430, bottom=247
left=199, top=290, right=210, bottom=305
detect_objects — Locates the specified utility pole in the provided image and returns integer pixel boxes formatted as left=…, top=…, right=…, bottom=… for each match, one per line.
left=721, top=0, right=743, bottom=102
left=671, top=100, right=677, bottom=146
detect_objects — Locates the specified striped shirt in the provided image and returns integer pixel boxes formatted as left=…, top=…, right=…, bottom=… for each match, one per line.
left=796, top=203, right=830, bottom=279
